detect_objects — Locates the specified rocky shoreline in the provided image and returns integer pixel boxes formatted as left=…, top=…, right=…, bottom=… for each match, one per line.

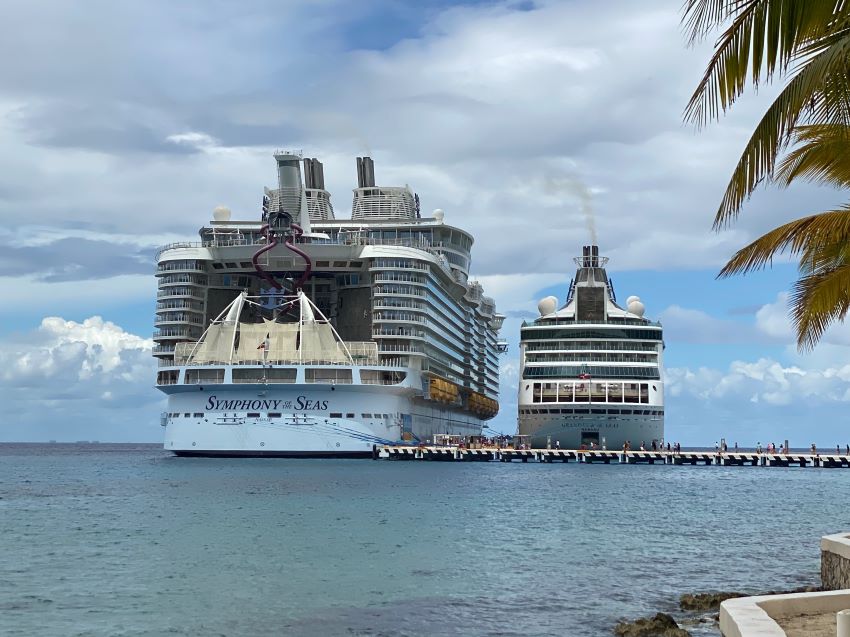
left=613, top=586, right=822, bottom=636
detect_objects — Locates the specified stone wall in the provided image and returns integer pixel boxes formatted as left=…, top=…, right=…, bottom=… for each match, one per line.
left=821, top=533, right=850, bottom=590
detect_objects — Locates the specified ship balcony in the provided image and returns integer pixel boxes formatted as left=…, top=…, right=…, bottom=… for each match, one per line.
left=154, top=315, right=204, bottom=327
left=373, top=288, right=426, bottom=298
left=377, top=344, right=426, bottom=356
left=369, top=264, right=431, bottom=274
left=372, top=275, right=427, bottom=286
left=372, top=313, right=428, bottom=325
left=156, top=262, right=207, bottom=274
left=156, top=289, right=205, bottom=300
left=373, top=329, right=426, bottom=339
left=372, top=302, right=427, bottom=312
left=155, top=301, right=205, bottom=313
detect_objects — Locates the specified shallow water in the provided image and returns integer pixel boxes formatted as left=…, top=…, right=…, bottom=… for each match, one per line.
left=0, top=443, right=846, bottom=636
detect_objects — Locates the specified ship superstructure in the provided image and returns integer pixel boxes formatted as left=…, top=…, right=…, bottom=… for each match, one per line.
left=154, top=152, right=504, bottom=456
left=517, top=246, right=664, bottom=449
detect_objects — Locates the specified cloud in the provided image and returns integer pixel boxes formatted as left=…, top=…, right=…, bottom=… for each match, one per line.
left=0, top=316, right=162, bottom=441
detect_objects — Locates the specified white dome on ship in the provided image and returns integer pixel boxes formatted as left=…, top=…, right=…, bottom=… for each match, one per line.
left=626, top=295, right=639, bottom=305
left=213, top=205, right=232, bottom=222
left=538, top=296, right=558, bottom=316
left=433, top=209, right=445, bottom=223
left=627, top=297, right=645, bottom=317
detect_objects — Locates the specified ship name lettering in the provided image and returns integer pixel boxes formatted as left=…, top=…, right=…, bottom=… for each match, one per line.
left=205, top=396, right=284, bottom=411
left=203, top=395, right=327, bottom=411
left=295, top=395, right=328, bottom=410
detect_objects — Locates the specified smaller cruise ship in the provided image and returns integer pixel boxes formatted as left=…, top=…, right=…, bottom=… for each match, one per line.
left=517, top=245, right=664, bottom=449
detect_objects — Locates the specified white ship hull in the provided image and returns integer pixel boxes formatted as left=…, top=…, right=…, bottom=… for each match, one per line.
left=161, top=382, right=486, bottom=457
left=519, top=412, right=665, bottom=450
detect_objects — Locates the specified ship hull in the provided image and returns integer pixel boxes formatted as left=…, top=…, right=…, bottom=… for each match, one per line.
left=519, top=413, right=665, bottom=450
left=160, top=382, right=486, bottom=457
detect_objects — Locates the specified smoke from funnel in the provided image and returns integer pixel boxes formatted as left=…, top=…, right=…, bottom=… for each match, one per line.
left=544, top=175, right=597, bottom=245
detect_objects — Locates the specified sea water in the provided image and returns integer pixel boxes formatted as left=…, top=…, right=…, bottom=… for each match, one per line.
left=0, top=443, right=846, bottom=636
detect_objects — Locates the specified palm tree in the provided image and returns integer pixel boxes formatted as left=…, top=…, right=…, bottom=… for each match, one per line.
left=684, top=0, right=850, bottom=349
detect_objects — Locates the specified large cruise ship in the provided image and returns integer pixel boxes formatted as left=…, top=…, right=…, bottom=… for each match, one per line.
left=517, top=245, right=664, bottom=449
left=154, top=152, right=504, bottom=456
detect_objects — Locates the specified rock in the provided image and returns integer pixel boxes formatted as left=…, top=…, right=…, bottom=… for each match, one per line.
left=613, top=612, right=691, bottom=636
left=679, top=592, right=746, bottom=611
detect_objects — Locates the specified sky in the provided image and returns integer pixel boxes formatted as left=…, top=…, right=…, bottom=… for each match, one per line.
left=1, top=0, right=849, bottom=446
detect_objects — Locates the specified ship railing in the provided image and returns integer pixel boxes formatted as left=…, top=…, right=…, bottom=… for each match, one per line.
left=525, top=342, right=659, bottom=352
left=525, top=318, right=663, bottom=327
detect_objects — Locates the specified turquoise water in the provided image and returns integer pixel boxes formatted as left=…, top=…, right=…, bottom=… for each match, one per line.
left=1, top=444, right=846, bottom=636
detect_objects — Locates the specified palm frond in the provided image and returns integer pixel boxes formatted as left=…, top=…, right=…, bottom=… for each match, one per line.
left=776, top=124, right=850, bottom=188
left=684, top=0, right=844, bottom=126
left=718, top=205, right=850, bottom=276
left=790, top=261, right=850, bottom=350
left=713, top=33, right=850, bottom=227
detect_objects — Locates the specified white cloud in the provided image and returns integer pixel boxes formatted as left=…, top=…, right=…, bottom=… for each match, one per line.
left=0, top=316, right=162, bottom=441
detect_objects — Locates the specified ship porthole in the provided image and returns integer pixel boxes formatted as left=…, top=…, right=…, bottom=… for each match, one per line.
left=192, top=442, right=196, bottom=446
left=260, top=442, right=265, bottom=447
left=331, top=387, right=335, bottom=391
left=336, top=442, right=340, bottom=447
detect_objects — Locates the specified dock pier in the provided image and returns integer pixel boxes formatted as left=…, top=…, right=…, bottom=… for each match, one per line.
left=374, top=446, right=850, bottom=468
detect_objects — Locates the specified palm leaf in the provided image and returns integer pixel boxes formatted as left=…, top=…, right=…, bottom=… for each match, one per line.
left=718, top=205, right=850, bottom=275
left=776, top=124, right=850, bottom=188
left=790, top=260, right=850, bottom=350
left=684, top=0, right=844, bottom=126
left=713, top=33, right=850, bottom=228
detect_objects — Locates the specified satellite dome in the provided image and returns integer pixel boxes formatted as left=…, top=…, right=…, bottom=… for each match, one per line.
left=433, top=209, right=445, bottom=222
left=213, top=206, right=232, bottom=222
left=626, top=295, right=639, bottom=305
left=627, top=297, right=645, bottom=318
left=538, top=296, right=558, bottom=316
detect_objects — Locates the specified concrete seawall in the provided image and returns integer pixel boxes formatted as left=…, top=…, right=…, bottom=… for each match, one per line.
left=822, top=533, right=850, bottom=590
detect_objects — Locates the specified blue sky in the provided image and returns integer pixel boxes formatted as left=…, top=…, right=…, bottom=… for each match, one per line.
left=1, top=0, right=849, bottom=446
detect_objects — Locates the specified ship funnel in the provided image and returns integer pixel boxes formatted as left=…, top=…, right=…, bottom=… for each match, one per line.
left=581, top=245, right=600, bottom=267
left=303, top=158, right=326, bottom=190
left=356, top=156, right=376, bottom=188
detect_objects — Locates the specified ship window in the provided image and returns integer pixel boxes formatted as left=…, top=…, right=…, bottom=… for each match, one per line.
left=193, top=413, right=203, bottom=418
left=531, top=409, right=539, bottom=414
left=574, top=409, right=589, bottom=414
left=184, top=413, right=190, bottom=418
left=362, top=413, right=372, bottom=418
left=240, top=262, right=252, bottom=268
left=591, top=409, right=606, bottom=414
left=268, top=413, right=281, bottom=418
left=330, top=413, right=342, bottom=418
left=562, top=409, right=573, bottom=414
left=316, top=261, right=330, bottom=267
left=346, top=413, right=354, bottom=418
left=383, top=414, right=389, bottom=419
left=173, top=413, right=180, bottom=418
left=247, top=412, right=260, bottom=418
left=608, top=409, right=620, bottom=414
left=333, top=261, right=347, bottom=267
left=212, top=263, right=223, bottom=269
left=621, top=409, right=632, bottom=415
left=640, top=383, right=649, bottom=403
left=305, top=368, right=352, bottom=384
left=350, top=261, right=363, bottom=268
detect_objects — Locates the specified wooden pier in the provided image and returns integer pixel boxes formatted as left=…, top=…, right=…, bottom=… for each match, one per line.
left=374, top=446, right=850, bottom=468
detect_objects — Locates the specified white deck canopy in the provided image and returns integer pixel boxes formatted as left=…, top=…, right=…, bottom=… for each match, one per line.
left=176, top=291, right=376, bottom=366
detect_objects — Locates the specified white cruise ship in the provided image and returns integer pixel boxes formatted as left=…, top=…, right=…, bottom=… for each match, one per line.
left=517, top=245, right=664, bottom=450
left=154, top=152, right=504, bottom=457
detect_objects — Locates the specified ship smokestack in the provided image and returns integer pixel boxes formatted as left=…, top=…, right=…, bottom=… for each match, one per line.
left=356, top=156, right=375, bottom=188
